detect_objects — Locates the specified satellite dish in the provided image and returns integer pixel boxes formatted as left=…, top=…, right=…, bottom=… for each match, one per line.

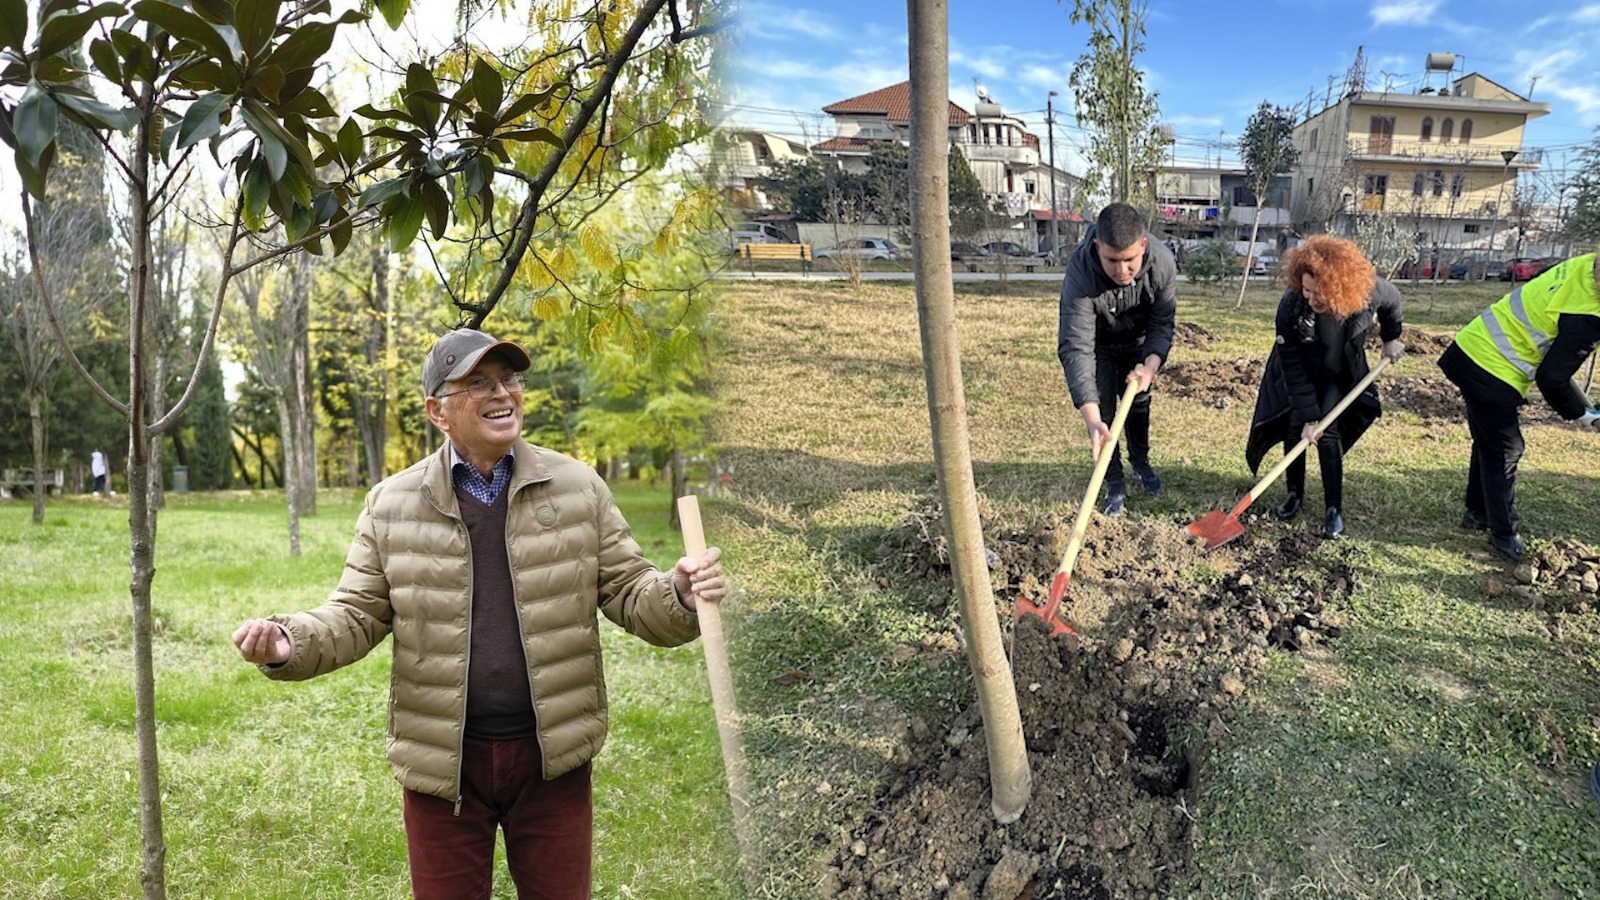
left=975, top=83, right=992, bottom=103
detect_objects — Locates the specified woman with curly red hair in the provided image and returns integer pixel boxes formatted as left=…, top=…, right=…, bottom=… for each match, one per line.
left=1245, top=234, right=1406, bottom=538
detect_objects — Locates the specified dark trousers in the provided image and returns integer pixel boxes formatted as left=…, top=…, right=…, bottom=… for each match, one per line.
left=403, top=737, right=593, bottom=900
left=1284, top=381, right=1345, bottom=510
left=1459, top=390, right=1524, bottom=541
left=92, top=474, right=106, bottom=493
left=1093, top=342, right=1153, bottom=486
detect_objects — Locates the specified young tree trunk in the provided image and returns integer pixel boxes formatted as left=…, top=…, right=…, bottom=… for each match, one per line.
left=358, top=241, right=390, bottom=486
left=230, top=442, right=252, bottom=489
left=668, top=444, right=685, bottom=530
left=291, top=258, right=317, bottom=516
left=29, top=393, right=47, bottom=523
left=907, top=0, right=1031, bottom=824
left=1234, top=204, right=1266, bottom=309
left=126, top=103, right=168, bottom=900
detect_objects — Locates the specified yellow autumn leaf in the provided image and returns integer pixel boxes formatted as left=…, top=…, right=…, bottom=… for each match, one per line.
left=581, top=224, right=618, bottom=271
left=533, top=294, right=562, bottom=321
left=550, top=245, right=578, bottom=280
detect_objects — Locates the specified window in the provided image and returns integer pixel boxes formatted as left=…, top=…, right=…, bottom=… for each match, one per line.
left=1440, top=118, right=1454, bottom=142
left=1460, top=119, right=1473, bottom=144
left=1451, top=174, right=1465, bottom=197
left=1463, top=223, right=1480, bottom=234
left=1024, top=180, right=1036, bottom=195
left=1413, top=173, right=1425, bottom=196
left=1421, top=117, right=1434, bottom=141
left=1310, top=128, right=1319, bottom=153
left=1432, top=170, right=1445, bottom=197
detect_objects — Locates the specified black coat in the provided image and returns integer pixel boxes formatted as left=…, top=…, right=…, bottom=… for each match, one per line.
left=1056, top=224, right=1178, bottom=409
left=1245, top=279, right=1404, bottom=474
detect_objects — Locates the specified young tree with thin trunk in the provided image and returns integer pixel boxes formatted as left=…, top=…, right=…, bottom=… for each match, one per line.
left=1067, top=0, right=1163, bottom=204
left=1234, top=101, right=1297, bottom=308
left=906, top=0, right=1031, bottom=824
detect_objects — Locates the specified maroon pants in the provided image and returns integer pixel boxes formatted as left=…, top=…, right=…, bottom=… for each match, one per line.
left=403, top=736, right=592, bottom=900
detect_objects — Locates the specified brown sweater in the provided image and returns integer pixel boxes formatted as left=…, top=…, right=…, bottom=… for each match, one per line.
left=458, top=484, right=539, bottom=740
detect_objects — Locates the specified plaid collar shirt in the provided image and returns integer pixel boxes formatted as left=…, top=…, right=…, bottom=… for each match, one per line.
left=448, top=445, right=514, bottom=506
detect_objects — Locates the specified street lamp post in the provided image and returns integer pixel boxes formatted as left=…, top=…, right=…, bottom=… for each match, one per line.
left=1487, top=148, right=1518, bottom=277
left=1047, top=91, right=1060, bottom=263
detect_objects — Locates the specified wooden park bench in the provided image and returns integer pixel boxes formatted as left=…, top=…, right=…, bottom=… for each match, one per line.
left=0, top=467, right=65, bottom=499
left=738, top=242, right=811, bottom=276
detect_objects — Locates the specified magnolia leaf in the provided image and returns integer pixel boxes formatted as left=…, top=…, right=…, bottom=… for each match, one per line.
left=189, top=0, right=232, bottom=25
left=243, top=64, right=284, bottom=103
left=130, top=0, right=231, bottom=62
left=357, top=176, right=406, bottom=209
left=14, top=141, right=53, bottom=199
left=336, top=116, right=360, bottom=167
left=470, top=58, right=502, bottom=116
left=177, top=91, right=229, bottom=149
left=384, top=195, right=424, bottom=251
left=241, top=156, right=270, bottom=230
left=37, top=3, right=125, bottom=59
left=329, top=206, right=352, bottom=255
left=55, top=92, right=138, bottom=132
left=87, top=37, right=118, bottom=80
left=421, top=178, right=449, bottom=239
left=284, top=202, right=312, bottom=241
left=0, top=0, right=26, bottom=51
left=266, top=20, right=336, bottom=75
left=14, top=87, right=57, bottom=169
left=354, top=102, right=412, bottom=122
left=312, top=189, right=337, bottom=223
left=374, top=0, right=406, bottom=30
left=496, top=126, right=564, bottom=149
left=233, top=0, right=281, bottom=56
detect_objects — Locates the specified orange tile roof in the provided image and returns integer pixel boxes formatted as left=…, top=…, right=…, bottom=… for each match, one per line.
left=822, top=81, right=972, bottom=126
left=811, top=136, right=876, bottom=154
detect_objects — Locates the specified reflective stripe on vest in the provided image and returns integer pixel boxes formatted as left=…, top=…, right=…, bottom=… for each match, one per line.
left=1478, top=286, right=1549, bottom=380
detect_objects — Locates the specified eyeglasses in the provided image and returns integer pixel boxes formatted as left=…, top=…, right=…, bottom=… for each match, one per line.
left=436, top=373, right=526, bottom=400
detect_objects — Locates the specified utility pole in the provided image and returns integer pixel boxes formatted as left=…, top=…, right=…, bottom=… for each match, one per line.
left=1047, top=90, right=1060, bottom=262
left=1488, top=148, right=1518, bottom=270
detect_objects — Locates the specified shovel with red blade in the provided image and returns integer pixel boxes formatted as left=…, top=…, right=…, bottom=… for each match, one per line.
left=1015, top=378, right=1143, bottom=639
left=1188, top=356, right=1392, bottom=549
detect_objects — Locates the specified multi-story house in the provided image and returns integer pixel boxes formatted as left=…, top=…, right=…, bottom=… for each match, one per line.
left=1289, top=66, right=1550, bottom=253
left=811, top=81, right=1080, bottom=250
left=715, top=129, right=812, bottom=213
left=1153, top=165, right=1293, bottom=253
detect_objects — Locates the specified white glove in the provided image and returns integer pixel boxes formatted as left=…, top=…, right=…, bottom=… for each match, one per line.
left=1580, top=409, right=1600, bottom=430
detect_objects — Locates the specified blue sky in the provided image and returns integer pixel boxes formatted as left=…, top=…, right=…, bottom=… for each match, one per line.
left=723, top=0, right=1600, bottom=180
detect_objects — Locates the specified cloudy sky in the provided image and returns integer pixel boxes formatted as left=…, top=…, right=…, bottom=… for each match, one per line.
left=722, top=0, right=1600, bottom=180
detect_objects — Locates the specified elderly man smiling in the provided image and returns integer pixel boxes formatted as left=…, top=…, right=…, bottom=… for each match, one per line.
left=232, top=328, right=726, bottom=899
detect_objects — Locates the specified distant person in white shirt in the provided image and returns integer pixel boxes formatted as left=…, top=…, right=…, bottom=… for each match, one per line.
left=90, top=450, right=108, bottom=497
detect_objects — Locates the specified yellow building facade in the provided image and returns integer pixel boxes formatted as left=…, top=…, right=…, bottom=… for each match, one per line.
left=1290, top=73, right=1549, bottom=252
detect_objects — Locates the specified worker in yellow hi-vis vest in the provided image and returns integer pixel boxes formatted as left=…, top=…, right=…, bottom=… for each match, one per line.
left=1438, top=252, right=1600, bottom=563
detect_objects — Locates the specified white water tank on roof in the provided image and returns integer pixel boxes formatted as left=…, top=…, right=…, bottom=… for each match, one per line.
left=1425, top=52, right=1456, bottom=72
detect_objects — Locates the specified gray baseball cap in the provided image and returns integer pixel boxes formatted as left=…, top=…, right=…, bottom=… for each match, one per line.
left=422, top=329, right=531, bottom=397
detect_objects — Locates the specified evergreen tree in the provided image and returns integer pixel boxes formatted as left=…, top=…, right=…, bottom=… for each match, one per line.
left=187, top=351, right=231, bottom=491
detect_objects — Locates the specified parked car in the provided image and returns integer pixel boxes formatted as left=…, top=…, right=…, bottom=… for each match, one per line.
left=1501, top=256, right=1560, bottom=281
left=729, top=221, right=791, bottom=246
left=950, top=241, right=991, bottom=259
left=1250, top=253, right=1278, bottom=276
left=815, top=237, right=902, bottom=261
left=1448, top=255, right=1499, bottom=281
left=983, top=240, right=1027, bottom=257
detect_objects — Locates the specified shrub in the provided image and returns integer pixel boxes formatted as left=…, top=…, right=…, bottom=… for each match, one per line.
left=1184, top=239, right=1241, bottom=284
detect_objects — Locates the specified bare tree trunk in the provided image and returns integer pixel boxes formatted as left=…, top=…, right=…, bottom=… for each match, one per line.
left=230, top=442, right=251, bottom=489
left=292, top=258, right=317, bottom=516
left=1234, top=204, right=1265, bottom=309
left=276, top=396, right=303, bottom=558
left=907, top=0, right=1031, bottom=824
left=28, top=393, right=47, bottom=523
left=359, top=241, right=390, bottom=485
left=668, top=444, right=685, bottom=530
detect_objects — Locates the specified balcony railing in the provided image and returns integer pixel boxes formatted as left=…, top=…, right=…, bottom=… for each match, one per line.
left=1346, top=138, right=1542, bottom=166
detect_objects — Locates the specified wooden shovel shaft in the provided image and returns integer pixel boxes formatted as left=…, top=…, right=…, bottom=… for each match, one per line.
left=1232, top=355, right=1393, bottom=519
left=676, top=495, right=756, bottom=881
left=1044, top=377, right=1144, bottom=620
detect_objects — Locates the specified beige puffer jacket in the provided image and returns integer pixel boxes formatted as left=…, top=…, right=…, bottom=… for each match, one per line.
left=262, top=439, right=700, bottom=801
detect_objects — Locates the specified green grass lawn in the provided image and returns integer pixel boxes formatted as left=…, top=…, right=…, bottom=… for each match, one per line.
left=708, top=276, right=1600, bottom=898
left=0, top=483, right=743, bottom=899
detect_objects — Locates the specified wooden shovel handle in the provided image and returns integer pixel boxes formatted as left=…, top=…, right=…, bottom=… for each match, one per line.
left=1056, top=378, right=1143, bottom=586
left=1233, top=355, right=1393, bottom=517
left=676, top=496, right=756, bottom=879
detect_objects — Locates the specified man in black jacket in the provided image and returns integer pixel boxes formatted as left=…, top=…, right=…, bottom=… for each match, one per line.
left=1057, top=202, right=1178, bottom=515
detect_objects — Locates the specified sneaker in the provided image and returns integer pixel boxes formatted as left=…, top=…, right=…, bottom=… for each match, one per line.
left=1100, top=482, right=1127, bottom=517
left=1130, top=460, right=1164, bottom=496
left=1276, top=491, right=1302, bottom=521
left=1489, top=533, right=1525, bottom=563
left=1459, top=509, right=1489, bottom=531
left=1322, top=506, right=1344, bottom=540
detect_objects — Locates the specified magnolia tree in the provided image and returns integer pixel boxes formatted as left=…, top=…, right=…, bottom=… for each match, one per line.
left=0, top=0, right=725, bottom=895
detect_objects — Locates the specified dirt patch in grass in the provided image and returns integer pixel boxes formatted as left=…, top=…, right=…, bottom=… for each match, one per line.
left=822, top=504, right=1357, bottom=899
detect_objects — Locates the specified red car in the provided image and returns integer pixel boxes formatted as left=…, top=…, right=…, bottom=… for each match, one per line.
left=1501, top=257, right=1561, bottom=281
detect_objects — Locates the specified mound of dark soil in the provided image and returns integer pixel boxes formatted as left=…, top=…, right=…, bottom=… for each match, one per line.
left=825, top=510, right=1358, bottom=899
left=1159, top=358, right=1260, bottom=409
